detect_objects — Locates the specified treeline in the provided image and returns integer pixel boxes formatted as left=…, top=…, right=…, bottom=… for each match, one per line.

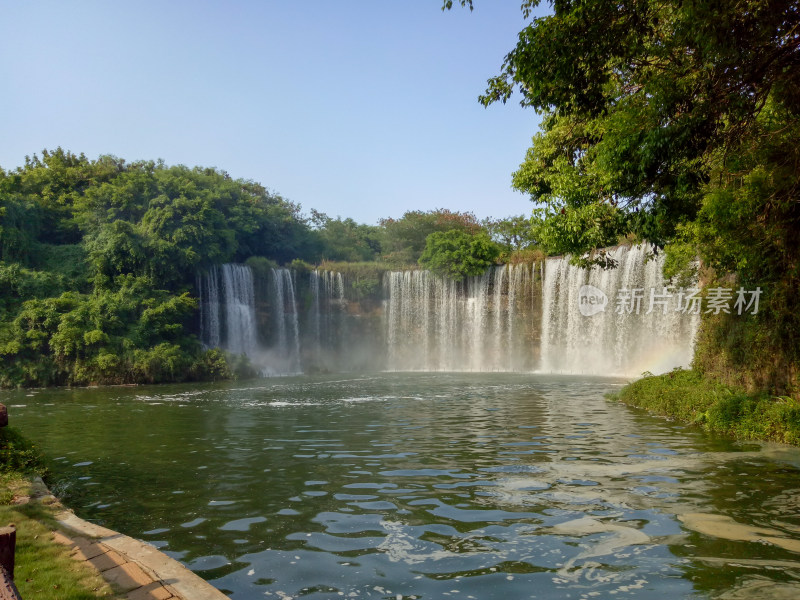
left=0, top=149, right=536, bottom=387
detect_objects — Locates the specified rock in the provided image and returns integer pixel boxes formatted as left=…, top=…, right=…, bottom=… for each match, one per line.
left=0, top=404, right=7, bottom=428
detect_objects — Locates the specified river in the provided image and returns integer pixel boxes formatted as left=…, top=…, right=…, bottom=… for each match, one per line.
left=6, top=373, right=800, bottom=599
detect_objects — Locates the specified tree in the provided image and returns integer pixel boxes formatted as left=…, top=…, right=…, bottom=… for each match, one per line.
left=445, top=0, right=799, bottom=251
left=482, top=215, right=536, bottom=252
left=418, top=229, right=500, bottom=280
left=446, top=0, right=800, bottom=393
left=310, top=210, right=382, bottom=262
left=380, top=209, right=483, bottom=264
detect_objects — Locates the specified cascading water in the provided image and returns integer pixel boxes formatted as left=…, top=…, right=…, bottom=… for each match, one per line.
left=198, top=264, right=303, bottom=375
left=197, top=268, right=221, bottom=349
left=269, top=268, right=301, bottom=374
left=384, top=245, right=698, bottom=376
left=200, top=244, right=698, bottom=377
left=198, top=263, right=258, bottom=357
left=307, top=269, right=347, bottom=370
left=540, top=244, right=700, bottom=376
left=384, top=264, right=538, bottom=372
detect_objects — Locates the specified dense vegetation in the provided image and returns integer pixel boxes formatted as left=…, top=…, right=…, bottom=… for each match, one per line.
left=0, top=150, right=528, bottom=387
left=0, top=150, right=307, bottom=386
left=419, top=229, right=501, bottom=280
left=610, top=369, right=800, bottom=446
left=0, top=426, right=44, bottom=476
left=448, top=0, right=800, bottom=397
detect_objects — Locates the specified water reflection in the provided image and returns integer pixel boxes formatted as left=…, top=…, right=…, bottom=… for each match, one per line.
left=5, top=374, right=800, bottom=599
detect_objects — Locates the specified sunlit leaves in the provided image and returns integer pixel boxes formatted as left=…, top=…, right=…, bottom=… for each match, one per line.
left=418, top=229, right=501, bottom=280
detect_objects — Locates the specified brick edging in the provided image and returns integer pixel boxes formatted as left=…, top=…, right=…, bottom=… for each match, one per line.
left=35, top=479, right=231, bottom=600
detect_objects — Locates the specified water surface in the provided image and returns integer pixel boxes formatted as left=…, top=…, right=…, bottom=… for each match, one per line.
left=6, top=373, right=800, bottom=599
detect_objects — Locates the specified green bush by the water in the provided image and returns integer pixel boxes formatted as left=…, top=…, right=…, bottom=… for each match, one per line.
left=611, top=369, right=800, bottom=445
left=0, top=427, right=45, bottom=474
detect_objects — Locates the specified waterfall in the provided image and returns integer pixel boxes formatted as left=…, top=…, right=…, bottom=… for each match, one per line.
left=492, top=266, right=507, bottom=369
left=310, top=269, right=321, bottom=345
left=384, top=267, right=536, bottom=372
left=307, top=269, right=347, bottom=370
left=198, top=244, right=698, bottom=378
left=384, top=245, right=698, bottom=376
left=508, top=262, right=534, bottom=372
left=539, top=244, right=700, bottom=376
left=198, top=264, right=302, bottom=375
left=270, top=268, right=301, bottom=374
left=198, top=263, right=258, bottom=357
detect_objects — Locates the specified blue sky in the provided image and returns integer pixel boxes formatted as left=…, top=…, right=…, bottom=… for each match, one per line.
left=1, top=1, right=545, bottom=224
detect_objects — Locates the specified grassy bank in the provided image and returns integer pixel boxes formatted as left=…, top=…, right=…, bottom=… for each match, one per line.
left=610, top=369, right=800, bottom=445
left=0, top=427, right=120, bottom=599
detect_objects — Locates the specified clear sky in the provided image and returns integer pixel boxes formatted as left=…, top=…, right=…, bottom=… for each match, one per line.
left=0, top=1, right=545, bottom=225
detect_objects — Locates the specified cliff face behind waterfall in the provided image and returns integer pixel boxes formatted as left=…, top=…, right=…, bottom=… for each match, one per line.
left=198, top=245, right=699, bottom=377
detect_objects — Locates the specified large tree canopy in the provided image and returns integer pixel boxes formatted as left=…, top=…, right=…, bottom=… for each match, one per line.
left=449, top=0, right=799, bottom=256
left=447, top=0, right=800, bottom=392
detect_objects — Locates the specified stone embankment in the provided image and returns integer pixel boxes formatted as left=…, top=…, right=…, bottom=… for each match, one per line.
left=32, top=477, right=231, bottom=600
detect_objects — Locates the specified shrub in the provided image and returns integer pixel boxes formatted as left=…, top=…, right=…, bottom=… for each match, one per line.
left=418, top=230, right=501, bottom=281
left=0, top=427, right=45, bottom=475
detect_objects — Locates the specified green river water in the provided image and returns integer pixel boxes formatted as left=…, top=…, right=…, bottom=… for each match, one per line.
left=4, top=373, right=800, bottom=599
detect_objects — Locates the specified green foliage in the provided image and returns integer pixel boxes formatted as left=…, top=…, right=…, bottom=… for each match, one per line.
left=482, top=215, right=536, bottom=253
left=0, top=277, right=206, bottom=386
left=310, top=210, right=382, bottom=262
left=0, top=427, right=45, bottom=474
left=418, top=230, right=501, bottom=281
left=0, top=149, right=342, bottom=387
left=530, top=204, right=626, bottom=267
left=380, top=209, right=483, bottom=264
left=446, top=0, right=800, bottom=394
left=505, top=247, right=545, bottom=265
left=244, top=256, right=279, bottom=280
left=0, top=194, right=40, bottom=263
left=693, top=308, right=800, bottom=399
left=75, top=160, right=314, bottom=287
left=612, top=369, right=800, bottom=446
left=289, top=258, right=314, bottom=273
left=674, top=100, right=800, bottom=396
left=448, top=0, right=799, bottom=261
left=189, top=348, right=233, bottom=381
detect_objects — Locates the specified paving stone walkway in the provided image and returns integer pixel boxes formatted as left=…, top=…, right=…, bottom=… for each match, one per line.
left=24, top=478, right=230, bottom=600
left=51, top=530, right=177, bottom=600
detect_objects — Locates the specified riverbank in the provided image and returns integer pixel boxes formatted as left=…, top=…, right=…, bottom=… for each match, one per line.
left=609, top=368, right=800, bottom=445
left=1, top=423, right=119, bottom=599
left=1, top=474, right=121, bottom=599
left=1, top=425, right=229, bottom=600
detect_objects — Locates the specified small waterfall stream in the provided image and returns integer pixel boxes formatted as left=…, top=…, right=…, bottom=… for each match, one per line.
left=269, top=268, right=301, bottom=375
left=198, top=263, right=258, bottom=356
